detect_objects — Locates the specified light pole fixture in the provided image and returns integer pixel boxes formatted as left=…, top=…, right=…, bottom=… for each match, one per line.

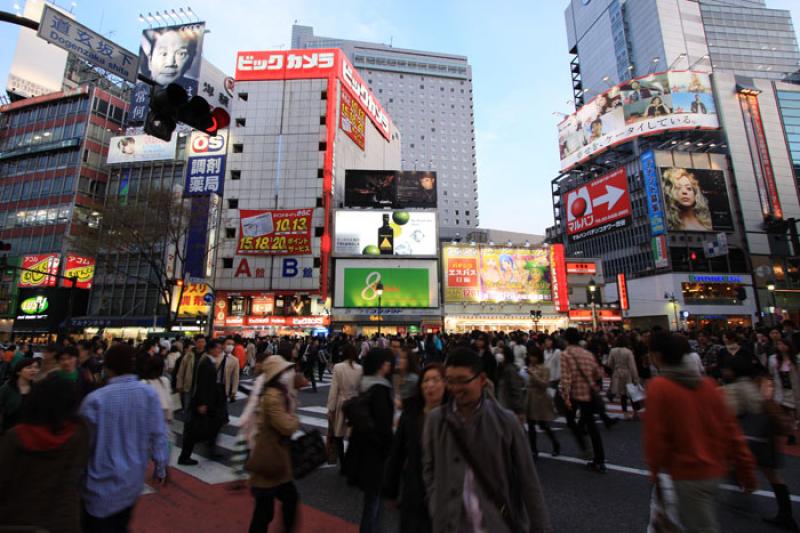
left=376, top=282, right=384, bottom=335
left=664, top=292, right=680, bottom=331
left=767, top=283, right=777, bottom=326
left=588, top=279, right=598, bottom=331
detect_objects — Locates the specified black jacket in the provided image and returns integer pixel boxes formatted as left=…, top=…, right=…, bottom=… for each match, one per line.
left=344, top=380, right=394, bottom=493
left=191, top=356, right=225, bottom=418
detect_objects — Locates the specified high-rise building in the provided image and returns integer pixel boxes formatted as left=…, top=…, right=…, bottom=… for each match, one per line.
left=292, top=25, right=478, bottom=236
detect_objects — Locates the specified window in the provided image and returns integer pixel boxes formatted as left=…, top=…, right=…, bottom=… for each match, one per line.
left=232, top=144, right=243, bottom=153
left=230, top=170, right=241, bottom=180
left=235, top=118, right=246, bottom=127
left=238, top=92, right=248, bottom=101
left=320, top=116, right=326, bottom=125
left=321, top=91, right=328, bottom=100
left=314, top=226, right=324, bottom=237
left=222, top=257, right=233, bottom=269
left=228, top=199, right=239, bottom=209
left=319, top=142, right=327, bottom=151
left=225, top=228, right=236, bottom=238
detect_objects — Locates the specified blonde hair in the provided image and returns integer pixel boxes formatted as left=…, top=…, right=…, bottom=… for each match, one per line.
left=662, top=168, right=712, bottom=231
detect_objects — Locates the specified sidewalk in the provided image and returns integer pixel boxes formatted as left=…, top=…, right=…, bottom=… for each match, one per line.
left=132, top=467, right=358, bottom=533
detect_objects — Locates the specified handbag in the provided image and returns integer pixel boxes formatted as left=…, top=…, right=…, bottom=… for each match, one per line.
left=626, top=382, right=646, bottom=404
left=648, top=475, right=683, bottom=533
left=290, top=428, right=327, bottom=479
left=575, top=363, right=606, bottom=414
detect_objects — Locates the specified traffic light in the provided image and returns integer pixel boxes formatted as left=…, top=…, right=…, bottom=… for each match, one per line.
left=144, top=83, right=231, bottom=142
left=689, top=251, right=698, bottom=262
left=175, top=279, right=185, bottom=288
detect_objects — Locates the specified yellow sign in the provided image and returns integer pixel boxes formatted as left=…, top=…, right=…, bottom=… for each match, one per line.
left=175, top=283, right=211, bottom=317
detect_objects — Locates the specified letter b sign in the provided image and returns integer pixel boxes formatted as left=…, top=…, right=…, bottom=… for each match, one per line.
left=282, top=258, right=298, bottom=278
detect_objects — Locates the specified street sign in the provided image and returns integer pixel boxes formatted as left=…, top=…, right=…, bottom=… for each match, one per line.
left=37, top=5, right=139, bottom=84
left=203, top=292, right=215, bottom=304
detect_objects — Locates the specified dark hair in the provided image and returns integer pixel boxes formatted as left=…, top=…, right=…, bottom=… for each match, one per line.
left=649, top=332, right=689, bottom=366
left=614, top=335, right=631, bottom=349
left=104, top=343, right=135, bottom=375
left=445, top=347, right=483, bottom=374
left=776, top=338, right=798, bottom=362
left=527, top=345, right=544, bottom=365
left=206, top=339, right=220, bottom=351
left=342, top=343, right=357, bottom=365
left=143, top=355, right=166, bottom=380
left=9, top=358, right=37, bottom=387
left=401, top=348, right=420, bottom=375
left=78, top=340, right=92, bottom=351
left=59, top=345, right=79, bottom=360
left=363, top=348, right=393, bottom=376
left=563, top=327, right=582, bottom=346
left=194, top=334, right=206, bottom=342
left=277, top=341, right=294, bottom=361
left=21, top=373, right=79, bottom=432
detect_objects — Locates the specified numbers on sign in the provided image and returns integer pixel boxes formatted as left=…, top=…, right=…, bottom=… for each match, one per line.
left=293, top=217, right=307, bottom=231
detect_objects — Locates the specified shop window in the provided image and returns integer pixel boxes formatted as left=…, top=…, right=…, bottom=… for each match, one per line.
left=229, top=296, right=246, bottom=316
left=681, top=282, right=744, bottom=305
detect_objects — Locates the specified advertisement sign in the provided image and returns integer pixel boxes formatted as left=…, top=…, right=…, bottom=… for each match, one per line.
left=739, top=93, right=783, bottom=219
left=19, top=254, right=60, bottom=288
left=62, top=255, right=95, bottom=289
left=640, top=150, right=666, bottom=237
left=558, top=71, right=719, bottom=171
left=38, top=5, right=139, bottom=84
left=340, top=89, right=366, bottom=150
left=652, top=235, right=669, bottom=268
left=14, top=287, right=89, bottom=332
left=660, top=167, right=732, bottom=232
left=564, top=168, right=632, bottom=241
left=237, top=209, right=313, bottom=255
left=568, top=309, right=622, bottom=322
left=566, top=262, right=597, bottom=275
left=334, top=259, right=438, bottom=308
left=107, top=133, right=177, bottom=164
left=442, top=245, right=552, bottom=303
left=184, top=130, right=227, bottom=196
left=550, top=243, right=569, bottom=312
left=344, top=170, right=437, bottom=209
left=184, top=196, right=211, bottom=278
left=617, top=273, right=629, bottom=310
left=334, top=211, right=437, bottom=256
left=176, top=283, right=211, bottom=317
left=130, top=23, right=206, bottom=123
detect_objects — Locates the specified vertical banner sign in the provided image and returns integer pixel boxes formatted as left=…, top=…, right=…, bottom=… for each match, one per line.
left=340, top=89, right=366, bottom=150
left=617, top=272, right=629, bottom=310
left=62, top=255, right=96, bottom=289
left=18, top=254, right=60, bottom=288
left=739, top=94, right=783, bottom=219
left=549, top=243, right=569, bottom=312
left=184, top=131, right=227, bottom=196
left=184, top=196, right=211, bottom=279
left=640, top=150, right=666, bottom=236
left=652, top=235, right=669, bottom=268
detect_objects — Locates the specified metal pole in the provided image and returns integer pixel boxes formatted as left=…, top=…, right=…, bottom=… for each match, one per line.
left=672, top=298, right=680, bottom=331
left=377, top=295, right=382, bottom=335
left=591, top=300, right=597, bottom=331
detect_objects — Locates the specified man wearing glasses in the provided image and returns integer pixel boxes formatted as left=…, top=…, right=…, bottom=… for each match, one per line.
left=422, top=347, right=552, bottom=532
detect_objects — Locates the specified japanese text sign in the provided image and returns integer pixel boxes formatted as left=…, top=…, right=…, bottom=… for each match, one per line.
left=19, top=254, right=60, bottom=288
left=340, top=89, right=366, bottom=150
left=564, top=168, right=632, bottom=242
left=184, top=130, right=227, bottom=196
left=237, top=209, right=313, bottom=255
left=62, top=255, right=95, bottom=289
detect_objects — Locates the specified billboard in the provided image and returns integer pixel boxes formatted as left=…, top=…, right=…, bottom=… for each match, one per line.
left=564, top=168, right=632, bottom=241
left=19, top=254, right=60, bottom=288
left=739, top=93, right=783, bottom=219
left=340, top=89, right=366, bottom=150
left=334, top=259, right=438, bottom=308
left=175, top=282, right=211, bottom=317
left=107, top=133, right=177, bottom=164
left=442, top=245, right=551, bottom=303
left=184, top=130, right=227, bottom=196
left=550, top=244, right=569, bottom=312
left=344, top=170, right=437, bottom=209
left=334, top=210, right=437, bottom=256
left=558, top=71, right=718, bottom=171
left=14, top=287, right=89, bottom=332
left=62, top=255, right=96, bottom=289
left=641, top=150, right=666, bottom=237
left=237, top=209, right=314, bottom=255
left=617, top=273, right=629, bottom=310
left=660, top=167, right=732, bottom=232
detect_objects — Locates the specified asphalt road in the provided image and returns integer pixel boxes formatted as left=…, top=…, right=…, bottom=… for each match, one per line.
left=141, top=371, right=800, bottom=532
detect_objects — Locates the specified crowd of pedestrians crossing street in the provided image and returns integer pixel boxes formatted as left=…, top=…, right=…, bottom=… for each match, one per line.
left=0, top=324, right=798, bottom=532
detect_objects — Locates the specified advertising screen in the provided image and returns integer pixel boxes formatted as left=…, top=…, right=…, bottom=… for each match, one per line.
left=442, top=245, right=551, bottom=303
left=659, top=167, right=732, bottom=232
left=340, top=89, right=366, bottom=150
left=563, top=168, right=632, bottom=241
left=62, top=255, right=95, bottom=289
left=334, top=259, right=438, bottom=308
left=18, top=254, right=60, bottom=288
left=334, top=210, right=437, bottom=256
left=344, top=170, right=437, bottom=209
left=558, top=71, right=718, bottom=171
left=14, top=287, right=89, bottom=332
left=107, top=133, right=177, bottom=164
left=237, top=209, right=314, bottom=255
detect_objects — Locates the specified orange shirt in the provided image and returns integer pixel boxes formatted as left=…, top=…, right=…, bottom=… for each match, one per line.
left=233, top=344, right=246, bottom=370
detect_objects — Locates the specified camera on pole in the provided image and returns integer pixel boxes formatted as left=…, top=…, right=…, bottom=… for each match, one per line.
left=144, top=83, right=231, bottom=142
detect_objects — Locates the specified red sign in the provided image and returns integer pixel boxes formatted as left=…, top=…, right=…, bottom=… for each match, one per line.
left=566, top=261, right=597, bottom=275
left=340, top=89, right=366, bottom=150
left=62, top=254, right=96, bottom=289
left=447, top=257, right=480, bottom=288
left=237, top=209, right=313, bottom=255
left=742, top=94, right=783, bottom=219
left=617, top=272, right=629, bottom=310
left=564, top=168, right=632, bottom=241
left=19, top=254, right=60, bottom=288
left=568, top=309, right=622, bottom=322
left=549, top=244, right=569, bottom=313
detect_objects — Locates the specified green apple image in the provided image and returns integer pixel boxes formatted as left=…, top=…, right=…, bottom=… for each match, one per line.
left=392, top=211, right=410, bottom=225
left=362, top=244, right=381, bottom=256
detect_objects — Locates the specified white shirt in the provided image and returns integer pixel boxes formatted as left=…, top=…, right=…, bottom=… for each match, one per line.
left=544, top=348, right=561, bottom=382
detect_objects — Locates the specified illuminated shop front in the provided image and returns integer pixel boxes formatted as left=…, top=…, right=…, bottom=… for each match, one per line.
left=213, top=291, right=330, bottom=337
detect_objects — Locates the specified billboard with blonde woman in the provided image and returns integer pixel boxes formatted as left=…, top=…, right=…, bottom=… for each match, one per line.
left=660, top=167, right=733, bottom=232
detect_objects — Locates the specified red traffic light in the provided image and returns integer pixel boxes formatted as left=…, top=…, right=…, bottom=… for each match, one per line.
left=690, top=251, right=697, bottom=261
left=208, top=108, right=230, bottom=134
left=175, top=279, right=185, bottom=288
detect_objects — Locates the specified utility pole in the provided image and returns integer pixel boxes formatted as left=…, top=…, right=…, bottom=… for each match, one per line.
left=664, top=292, right=680, bottom=331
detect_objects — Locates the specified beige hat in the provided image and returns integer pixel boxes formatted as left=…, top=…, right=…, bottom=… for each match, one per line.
left=261, top=355, right=295, bottom=383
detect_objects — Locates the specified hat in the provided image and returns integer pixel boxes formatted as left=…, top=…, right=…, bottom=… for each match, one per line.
left=159, top=339, right=171, bottom=350
left=261, top=355, right=295, bottom=383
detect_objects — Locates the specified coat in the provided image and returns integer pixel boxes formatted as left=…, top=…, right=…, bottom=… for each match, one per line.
left=0, top=421, right=89, bottom=533
left=249, top=387, right=300, bottom=489
left=526, top=365, right=554, bottom=422
left=326, top=361, right=363, bottom=437
left=769, top=355, right=800, bottom=415
left=343, top=379, right=394, bottom=493
left=383, top=398, right=432, bottom=533
left=219, top=354, right=240, bottom=401
left=176, top=349, right=205, bottom=393
left=422, top=396, right=553, bottom=533
left=496, top=363, right=526, bottom=414
left=607, top=347, right=639, bottom=397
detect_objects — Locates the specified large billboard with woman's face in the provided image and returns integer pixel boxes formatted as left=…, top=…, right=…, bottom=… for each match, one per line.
left=660, top=167, right=733, bottom=232
left=558, top=71, right=718, bottom=171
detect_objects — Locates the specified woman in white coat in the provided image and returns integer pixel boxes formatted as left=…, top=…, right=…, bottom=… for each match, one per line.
left=769, top=338, right=800, bottom=445
left=326, top=343, right=363, bottom=471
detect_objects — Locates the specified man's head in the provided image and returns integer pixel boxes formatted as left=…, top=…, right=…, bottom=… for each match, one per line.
left=207, top=340, right=223, bottom=359
left=194, top=335, right=206, bottom=354
left=390, top=338, right=404, bottom=357
left=147, top=28, right=197, bottom=85
left=418, top=172, right=435, bottom=191
left=57, top=346, right=79, bottom=372
left=648, top=332, right=690, bottom=368
left=445, top=347, right=486, bottom=409
left=363, top=348, right=393, bottom=378
left=104, top=343, right=135, bottom=377
left=563, top=327, right=581, bottom=346
left=224, top=337, right=235, bottom=355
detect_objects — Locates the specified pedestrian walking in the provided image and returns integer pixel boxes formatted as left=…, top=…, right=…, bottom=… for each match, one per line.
left=607, top=335, right=640, bottom=419
left=246, top=355, right=301, bottom=533
left=176, top=335, right=207, bottom=416
left=393, top=346, right=420, bottom=408
left=80, top=343, right=169, bottom=531
left=526, top=346, right=560, bottom=459
left=326, top=343, right=363, bottom=470
left=769, top=338, right=800, bottom=446
left=644, top=331, right=756, bottom=533
left=0, top=358, right=39, bottom=434
left=495, top=345, right=526, bottom=419
left=422, top=347, right=552, bottom=532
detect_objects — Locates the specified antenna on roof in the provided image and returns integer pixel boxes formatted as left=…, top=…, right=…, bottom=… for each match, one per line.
left=389, top=36, right=393, bottom=47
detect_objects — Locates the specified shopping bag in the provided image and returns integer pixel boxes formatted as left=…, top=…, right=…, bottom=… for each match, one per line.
left=648, top=474, right=683, bottom=533
left=626, top=382, right=646, bottom=404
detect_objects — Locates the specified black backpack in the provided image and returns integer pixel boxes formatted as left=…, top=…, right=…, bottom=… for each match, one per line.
left=342, top=388, right=376, bottom=434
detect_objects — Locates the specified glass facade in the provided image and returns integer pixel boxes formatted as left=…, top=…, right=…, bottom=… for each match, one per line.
left=776, top=89, right=800, bottom=184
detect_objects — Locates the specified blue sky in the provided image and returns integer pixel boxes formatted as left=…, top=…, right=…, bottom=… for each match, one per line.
left=1, top=0, right=799, bottom=235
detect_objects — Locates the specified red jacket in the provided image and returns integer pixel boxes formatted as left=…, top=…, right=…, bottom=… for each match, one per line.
left=643, top=374, right=756, bottom=488
left=233, top=344, right=247, bottom=370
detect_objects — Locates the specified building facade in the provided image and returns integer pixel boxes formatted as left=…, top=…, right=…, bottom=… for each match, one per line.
left=292, top=25, right=478, bottom=236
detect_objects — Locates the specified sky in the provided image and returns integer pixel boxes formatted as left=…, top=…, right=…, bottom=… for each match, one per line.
left=1, top=0, right=799, bottom=236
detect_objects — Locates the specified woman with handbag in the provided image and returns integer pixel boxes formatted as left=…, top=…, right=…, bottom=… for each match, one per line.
left=326, top=343, right=363, bottom=472
left=246, top=355, right=300, bottom=533
left=607, top=335, right=640, bottom=420
left=526, top=346, right=560, bottom=460
left=769, top=338, right=800, bottom=446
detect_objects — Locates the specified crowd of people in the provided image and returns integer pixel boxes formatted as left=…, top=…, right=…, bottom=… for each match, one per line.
left=0, top=323, right=797, bottom=532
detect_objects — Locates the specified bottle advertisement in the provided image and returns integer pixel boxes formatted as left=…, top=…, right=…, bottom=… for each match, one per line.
left=333, top=210, right=437, bottom=256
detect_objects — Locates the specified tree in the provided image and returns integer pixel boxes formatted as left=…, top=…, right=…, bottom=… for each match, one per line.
left=70, top=187, right=212, bottom=330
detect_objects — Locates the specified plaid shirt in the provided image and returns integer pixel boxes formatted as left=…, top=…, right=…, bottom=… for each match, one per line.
left=559, top=345, right=602, bottom=403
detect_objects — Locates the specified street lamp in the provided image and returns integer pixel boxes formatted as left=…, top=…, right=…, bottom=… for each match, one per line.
left=767, top=283, right=777, bottom=326
left=376, top=282, right=384, bottom=335
left=664, top=292, right=680, bottom=331
left=588, top=279, right=598, bottom=331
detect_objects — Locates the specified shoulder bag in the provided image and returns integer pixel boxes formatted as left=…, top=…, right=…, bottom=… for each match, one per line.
left=290, top=427, right=327, bottom=479
left=575, top=361, right=607, bottom=415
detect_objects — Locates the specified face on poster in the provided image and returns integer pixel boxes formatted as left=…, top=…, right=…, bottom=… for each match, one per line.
left=344, top=170, right=437, bottom=209
left=107, top=133, right=177, bottom=164
left=334, top=211, right=437, bottom=256
left=660, top=167, right=732, bottom=232
left=139, top=23, right=204, bottom=92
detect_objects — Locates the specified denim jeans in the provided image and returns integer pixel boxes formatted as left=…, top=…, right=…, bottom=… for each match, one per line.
left=360, top=490, right=382, bottom=533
